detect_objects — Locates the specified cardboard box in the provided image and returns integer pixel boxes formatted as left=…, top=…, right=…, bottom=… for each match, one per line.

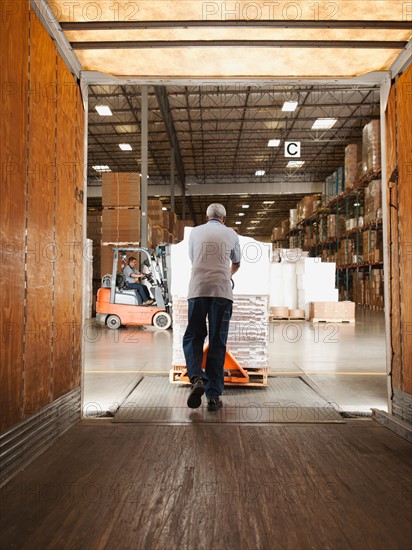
left=102, top=172, right=140, bottom=207
left=309, top=301, right=355, bottom=320
left=102, top=207, right=141, bottom=243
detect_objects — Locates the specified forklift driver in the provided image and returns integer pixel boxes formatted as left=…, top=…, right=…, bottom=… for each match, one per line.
left=123, top=257, right=155, bottom=306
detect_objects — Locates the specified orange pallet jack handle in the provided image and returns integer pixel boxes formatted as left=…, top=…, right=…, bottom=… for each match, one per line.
left=177, top=345, right=250, bottom=384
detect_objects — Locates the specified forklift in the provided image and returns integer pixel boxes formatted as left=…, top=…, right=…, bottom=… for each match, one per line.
left=96, top=246, right=172, bottom=330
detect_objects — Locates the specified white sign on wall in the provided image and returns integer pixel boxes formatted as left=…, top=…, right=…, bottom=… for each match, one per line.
left=285, top=141, right=301, bottom=158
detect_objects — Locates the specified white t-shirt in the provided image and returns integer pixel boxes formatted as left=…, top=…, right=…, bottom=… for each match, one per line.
left=187, top=220, right=241, bottom=301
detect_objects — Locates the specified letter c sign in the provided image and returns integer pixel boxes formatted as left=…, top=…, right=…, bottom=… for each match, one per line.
left=285, top=142, right=301, bottom=158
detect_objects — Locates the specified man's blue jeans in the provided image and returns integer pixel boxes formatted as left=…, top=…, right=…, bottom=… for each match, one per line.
left=183, top=297, right=233, bottom=399
left=126, top=282, right=150, bottom=303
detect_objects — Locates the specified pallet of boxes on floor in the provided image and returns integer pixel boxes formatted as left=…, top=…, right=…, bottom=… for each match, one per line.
left=271, top=118, right=383, bottom=313
left=269, top=249, right=355, bottom=323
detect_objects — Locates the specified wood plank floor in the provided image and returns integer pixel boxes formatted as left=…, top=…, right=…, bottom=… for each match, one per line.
left=0, top=420, right=411, bottom=550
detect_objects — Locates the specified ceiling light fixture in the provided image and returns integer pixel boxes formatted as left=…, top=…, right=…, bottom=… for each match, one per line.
left=93, top=165, right=111, bottom=172
left=242, top=205, right=250, bottom=209
left=238, top=213, right=245, bottom=217
left=235, top=221, right=242, bottom=225
left=282, top=101, right=298, bottom=112
left=255, top=170, right=265, bottom=176
left=287, top=161, right=305, bottom=168
left=95, top=105, right=112, bottom=116
left=263, top=200, right=274, bottom=204
left=251, top=220, right=259, bottom=224
left=162, top=207, right=167, bottom=211
left=312, top=118, right=337, bottom=130
left=268, top=139, right=281, bottom=147
left=119, top=143, right=132, bottom=151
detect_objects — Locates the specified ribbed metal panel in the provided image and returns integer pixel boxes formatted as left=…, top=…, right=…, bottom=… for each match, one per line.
left=0, top=388, right=81, bottom=487
left=392, top=388, right=412, bottom=424
left=114, top=376, right=343, bottom=424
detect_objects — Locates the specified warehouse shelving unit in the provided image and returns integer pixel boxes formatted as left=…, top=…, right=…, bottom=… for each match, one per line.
left=272, top=170, right=384, bottom=308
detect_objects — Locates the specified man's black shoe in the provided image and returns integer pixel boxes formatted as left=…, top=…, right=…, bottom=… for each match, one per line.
left=187, top=377, right=204, bottom=409
left=207, top=397, right=223, bottom=412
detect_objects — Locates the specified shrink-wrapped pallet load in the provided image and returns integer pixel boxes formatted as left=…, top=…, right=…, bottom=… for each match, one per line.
left=296, top=258, right=338, bottom=318
left=327, top=214, right=346, bottom=238
left=170, top=232, right=271, bottom=372
left=290, top=209, right=298, bottom=230
left=362, top=120, right=381, bottom=174
left=364, top=179, right=382, bottom=224
left=345, top=143, right=362, bottom=188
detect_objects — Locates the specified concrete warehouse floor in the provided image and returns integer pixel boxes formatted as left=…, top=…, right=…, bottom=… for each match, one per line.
left=83, top=308, right=387, bottom=416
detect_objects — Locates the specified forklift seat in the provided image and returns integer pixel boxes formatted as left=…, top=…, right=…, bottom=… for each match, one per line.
left=116, top=273, right=126, bottom=289
left=114, top=272, right=144, bottom=305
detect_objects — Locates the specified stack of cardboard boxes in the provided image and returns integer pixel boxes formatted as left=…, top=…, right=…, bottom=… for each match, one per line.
left=352, top=269, right=384, bottom=309
left=344, top=143, right=362, bottom=188
left=363, top=229, right=383, bottom=263
left=296, top=195, right=320, bottom=223
left=101, top=172, right=141, bottom=276
left=147, top=199, right=195, bottom=245
left=364, top=179, right=382, bottom=224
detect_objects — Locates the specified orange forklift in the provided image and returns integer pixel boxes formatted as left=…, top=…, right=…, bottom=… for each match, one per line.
left=96, top=246, right=172, bottom=330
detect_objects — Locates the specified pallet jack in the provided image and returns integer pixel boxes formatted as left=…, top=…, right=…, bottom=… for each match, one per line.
left=169, top=278, right=267, bottom=387
left=170, top=347, right=268, bottom=387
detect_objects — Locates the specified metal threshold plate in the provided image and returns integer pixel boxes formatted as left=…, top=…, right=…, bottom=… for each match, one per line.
left=114, top=377, right=344, bottom=424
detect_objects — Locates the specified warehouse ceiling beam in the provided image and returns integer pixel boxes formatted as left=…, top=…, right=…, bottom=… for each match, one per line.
left=89, top=103, right=379, bottom=115
left=120, top=85, right=167, bottom=181
left=184, top=86, right=198, bottom=182
left=232, top=86, right=251, bottom=173
left=71, top=40, right=408, bottom=50
left=88, top=88, right=380, bottom=99
left=61, top=20, right=412, bottom=31
left=153, top=86, right=186, bottom=190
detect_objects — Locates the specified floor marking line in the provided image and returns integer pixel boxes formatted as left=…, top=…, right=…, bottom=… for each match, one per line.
left=84, top=370, right=386, bottom=376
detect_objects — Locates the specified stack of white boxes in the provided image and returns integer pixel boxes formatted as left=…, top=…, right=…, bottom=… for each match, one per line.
left=172, top=296, right=269, bottom=371
left=296, top=258, right=338, bottom=318
left=171, top=230, right=270, bottom=372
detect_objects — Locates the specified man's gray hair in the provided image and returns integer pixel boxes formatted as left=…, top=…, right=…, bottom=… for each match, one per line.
left=206, top=203, right=226, bottom=220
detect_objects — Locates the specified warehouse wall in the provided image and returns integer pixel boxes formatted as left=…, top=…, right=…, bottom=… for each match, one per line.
left=385, top=62, right=412, bottom=419
left=0, top=4, right=84, bottom=434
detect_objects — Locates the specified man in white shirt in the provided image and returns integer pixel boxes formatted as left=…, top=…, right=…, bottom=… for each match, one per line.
left=183, top=204, right=241, bottom=411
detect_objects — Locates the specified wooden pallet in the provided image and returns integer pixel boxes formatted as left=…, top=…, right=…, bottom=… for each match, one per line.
left=312, top=318, right=355, bottom=324
left=269, top=316, right=306, bottom=322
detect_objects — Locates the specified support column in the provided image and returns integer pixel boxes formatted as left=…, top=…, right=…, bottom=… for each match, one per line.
left=182, top=182, right=186, bottom=221
left=140, top=85, right=148, bottom=248
left=170, top=147, right=175, bottom=215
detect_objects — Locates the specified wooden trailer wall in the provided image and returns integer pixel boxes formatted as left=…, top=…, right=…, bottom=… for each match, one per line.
left=1, top=3, right=84, bottom=436
left=385, top=62, right=412, bottom=421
